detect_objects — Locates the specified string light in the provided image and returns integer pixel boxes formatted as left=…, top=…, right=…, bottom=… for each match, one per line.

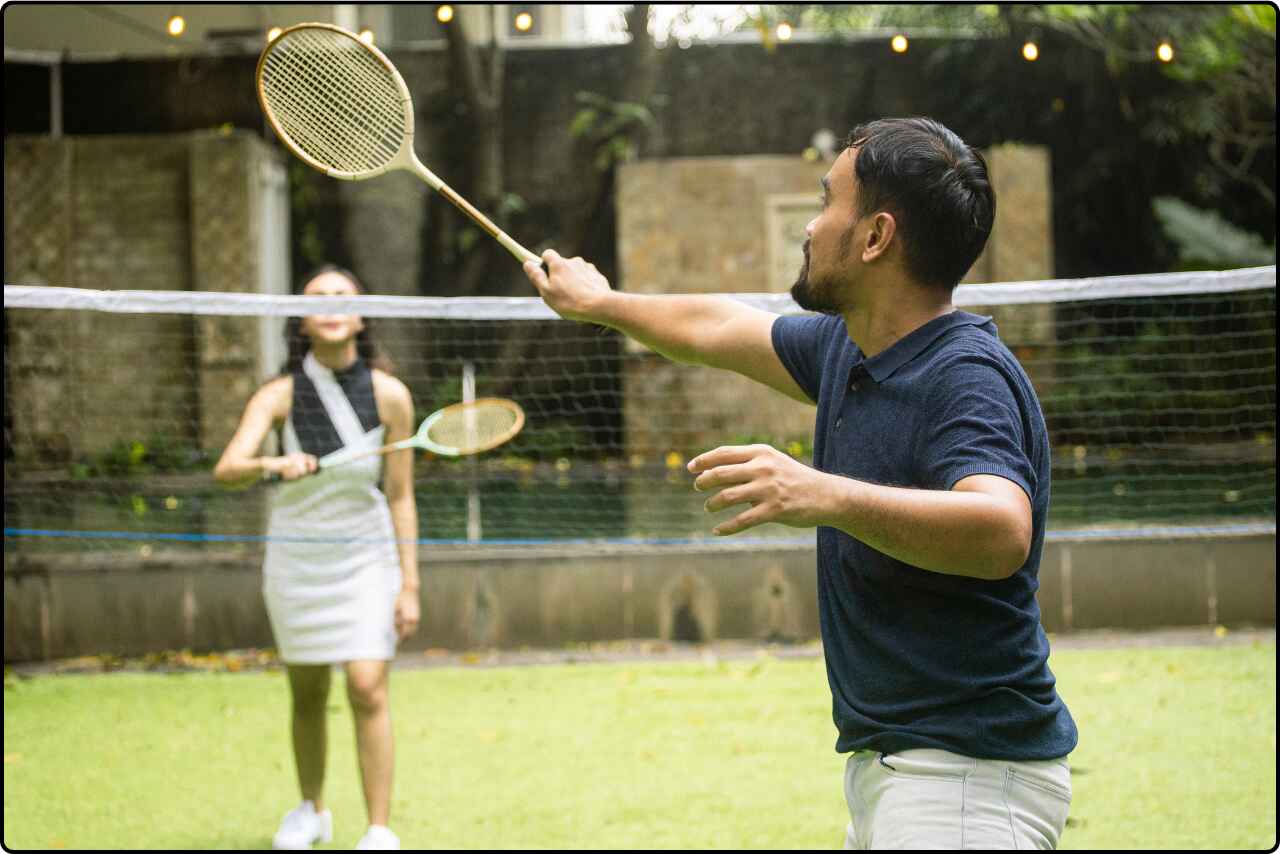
left=1156, top=41, right=1174, bottom=62
left=776, top=22, right=793, bottom=41
left=267, top=26, right=282, bottom=42
left=167, top=15, right=185, bottom=36
left=891, top=34, right=908, bottom=53
left=437, top=5, right=454, bottom=24
left=359, top=29, right=375, bottom=45
left=514, top=12, right=533, bottom=32
left=1022, top=41, right=1039, bottom=62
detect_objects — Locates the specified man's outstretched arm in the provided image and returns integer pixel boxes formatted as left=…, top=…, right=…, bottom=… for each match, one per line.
left=524, top=250, right=811, bottom=404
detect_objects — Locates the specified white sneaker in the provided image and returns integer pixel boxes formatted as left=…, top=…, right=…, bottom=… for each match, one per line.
left=272, top=801, right=333, bottom=850
left=355, top=825, right=400, bottom=850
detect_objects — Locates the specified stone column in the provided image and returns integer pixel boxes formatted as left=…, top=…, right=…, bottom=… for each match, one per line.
left=962, top=144, right=1056, bottom=387
left=189, top=130, right=289, bottom=455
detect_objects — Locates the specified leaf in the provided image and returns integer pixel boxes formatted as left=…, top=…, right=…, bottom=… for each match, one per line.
left=568, top=108, right=598, bottom=139
left=1152, top=196, right=1276, bottom=268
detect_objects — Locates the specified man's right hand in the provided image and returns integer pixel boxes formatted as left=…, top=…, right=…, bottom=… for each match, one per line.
left=523, top=249, right=614, bottom=324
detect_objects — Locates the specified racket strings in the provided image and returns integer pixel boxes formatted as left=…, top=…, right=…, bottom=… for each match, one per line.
left=261, top=28, right=406, bottom=174
left=427, top=404, right=522, bottom=453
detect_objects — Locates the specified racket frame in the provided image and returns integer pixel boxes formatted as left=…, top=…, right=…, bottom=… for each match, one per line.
left=310, top=398, right=524, bottom=474
left=257, top=22, right=540, bottom=266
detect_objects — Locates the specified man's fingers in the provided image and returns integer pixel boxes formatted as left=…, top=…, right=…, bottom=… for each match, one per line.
left=523, top=259, right=549, bottom=289
left=704, top=483, right=756, bottom=514
left=713, top=505, right=768, bottom=537
left=693, top=462, right=753, bottom=493
left=688, top=445, right=767, bottom=474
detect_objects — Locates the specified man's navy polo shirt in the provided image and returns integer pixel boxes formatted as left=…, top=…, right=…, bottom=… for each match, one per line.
left=772, top=309, right=1077, bottom=760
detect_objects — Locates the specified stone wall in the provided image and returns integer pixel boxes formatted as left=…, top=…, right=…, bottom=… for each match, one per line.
left=4, top=131, right=289, bottom=466
left=617, top=156, right=826, bottom=459
left=614, top=146, right=1055, bottom=460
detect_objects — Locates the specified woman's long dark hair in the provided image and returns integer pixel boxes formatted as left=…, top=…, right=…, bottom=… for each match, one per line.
left=279, top=264, right=394, bottom=376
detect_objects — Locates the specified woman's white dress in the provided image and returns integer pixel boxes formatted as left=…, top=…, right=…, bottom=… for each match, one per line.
left=262, top=353, right=402, bottom=663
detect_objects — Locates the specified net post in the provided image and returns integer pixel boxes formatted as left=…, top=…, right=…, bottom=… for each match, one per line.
left=463, top=361, right=482, bottom=543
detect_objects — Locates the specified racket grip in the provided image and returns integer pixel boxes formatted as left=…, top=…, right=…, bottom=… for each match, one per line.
left=261, top=462, right=322, bottom=484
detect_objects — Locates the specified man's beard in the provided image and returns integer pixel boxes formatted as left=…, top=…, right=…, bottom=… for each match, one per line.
left=789, top=241, right=842, bottom=315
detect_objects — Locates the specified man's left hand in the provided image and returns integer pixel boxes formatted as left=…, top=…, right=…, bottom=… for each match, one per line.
left=688, top=444, right=835, bottom=536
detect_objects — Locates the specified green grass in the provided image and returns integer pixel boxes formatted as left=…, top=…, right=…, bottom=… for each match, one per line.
left=4, top=642, right=1275, bottom=850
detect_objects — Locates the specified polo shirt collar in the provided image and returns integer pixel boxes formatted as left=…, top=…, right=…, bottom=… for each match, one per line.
left=859, top=310, right=992, bottom=383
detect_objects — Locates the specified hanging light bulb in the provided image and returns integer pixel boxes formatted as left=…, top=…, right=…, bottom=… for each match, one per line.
left=514, top=12, right=534, bottom=32
left=167, top=14, right=186, bottom=37
left=1156, top=41, right=1174, bottom=63
left=267, top=26, right=282, bottom=42
left=437, top=5, right=454, bottom=24
left=359, top=29, right=375, bottom=45
left=1022, top=41, right=1039, bottom=61
left=891, top=34, right=908, bottom=53
left=776, top=22, right=793, bottom=41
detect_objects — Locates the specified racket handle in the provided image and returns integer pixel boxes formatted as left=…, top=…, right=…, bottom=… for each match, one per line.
left=260, top=461, right=324, bottom=484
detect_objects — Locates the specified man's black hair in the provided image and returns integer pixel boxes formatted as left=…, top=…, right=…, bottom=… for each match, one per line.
left=845, top=117, right=995, bottom=290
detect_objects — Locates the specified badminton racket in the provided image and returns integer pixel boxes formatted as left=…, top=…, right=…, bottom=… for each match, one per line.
left=265, top=398, right=525, bottom=482
left=257, top=22, right=543, bottom=268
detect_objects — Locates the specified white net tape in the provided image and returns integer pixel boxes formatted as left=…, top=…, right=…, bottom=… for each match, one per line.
left=5, top=265, right=1275, bottom=318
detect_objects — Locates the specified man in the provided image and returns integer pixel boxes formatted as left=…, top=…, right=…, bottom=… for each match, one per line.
left=523, top=117, right=1077, bottom=849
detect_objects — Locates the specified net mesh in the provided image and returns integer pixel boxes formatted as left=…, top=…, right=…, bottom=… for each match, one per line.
left=3, top=267, right=1275, bottom=554
left=259, top=26, right=406, bottom=175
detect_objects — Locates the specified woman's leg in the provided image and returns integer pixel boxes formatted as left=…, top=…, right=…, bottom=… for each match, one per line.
left=287, top=664, right=333, bottom=810
left=344, top=659, right=394, bottom=827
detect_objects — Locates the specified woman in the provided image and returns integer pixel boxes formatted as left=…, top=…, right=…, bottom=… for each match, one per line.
left=214, top=266, right=419, bottom=851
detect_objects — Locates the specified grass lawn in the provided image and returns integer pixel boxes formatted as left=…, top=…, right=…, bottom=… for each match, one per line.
left=3, top=640, right=1275, bottom=849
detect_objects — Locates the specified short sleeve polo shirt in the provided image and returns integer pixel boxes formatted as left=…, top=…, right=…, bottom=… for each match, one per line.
left=772, top=310, right=1077, bottom=760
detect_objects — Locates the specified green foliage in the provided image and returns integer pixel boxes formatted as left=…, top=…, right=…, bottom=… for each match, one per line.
left=1152, top=197, right=1276, bottom=270
left=778, top=2, right=1005, bottom=35
left=1040, top=290, right=1276, bottom=450
left=504, top=420, right=591, bottom=462
left=70, top=436, right=207, bottom=478
left=288, top=161, right=328, bottom=271
left=569, top=91, right=660, bottom=172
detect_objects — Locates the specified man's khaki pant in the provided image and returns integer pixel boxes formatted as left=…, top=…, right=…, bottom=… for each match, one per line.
left=842, top=748, right=1072, bottom=850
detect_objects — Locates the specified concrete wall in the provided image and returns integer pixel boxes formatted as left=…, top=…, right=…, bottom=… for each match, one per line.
left=4, top=531, right=1273, bottom=662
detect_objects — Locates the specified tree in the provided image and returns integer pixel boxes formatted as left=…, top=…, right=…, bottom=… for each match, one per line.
left=769, top=4, right=1275, bottom=215
left=1024, top=4, right=1276, bottom=210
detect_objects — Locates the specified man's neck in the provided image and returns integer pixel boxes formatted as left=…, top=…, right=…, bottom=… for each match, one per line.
left=843, top=283, right=954, bottom=358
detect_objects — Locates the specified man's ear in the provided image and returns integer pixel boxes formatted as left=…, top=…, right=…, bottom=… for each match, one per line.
left=862, top=211, right=897, bottom=263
